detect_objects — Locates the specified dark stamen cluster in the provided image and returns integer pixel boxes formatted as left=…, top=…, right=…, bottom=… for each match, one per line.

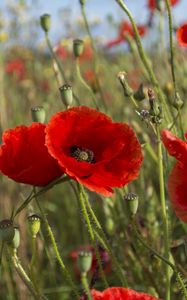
left=70, top=146, right=95, bottom=164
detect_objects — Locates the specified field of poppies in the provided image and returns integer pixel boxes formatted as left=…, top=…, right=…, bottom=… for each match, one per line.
left=1, top=0, right=187, bottom=299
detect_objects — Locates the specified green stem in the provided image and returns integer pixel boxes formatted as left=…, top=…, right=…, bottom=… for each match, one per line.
left=81, top=273, right=92, bottom=300
left=132, top=222, right=187, bottom=300
left=35, top=198, right=79, bottom=299
left=29, top=236, right=38, bottom=291
left=78, top=185, right=108, bottom=288
left=81, top=186, right=127, bottom=287
left=115, top=0, right=172, bottom=125
left=75, top=58, right=99, bottom=109
left=156, top=126, right=170, bottom=300
left=45, top=33, right=80, bottom=106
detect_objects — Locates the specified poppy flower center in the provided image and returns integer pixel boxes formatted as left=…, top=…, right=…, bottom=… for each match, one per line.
left=70, top=146, right=95, bottom=163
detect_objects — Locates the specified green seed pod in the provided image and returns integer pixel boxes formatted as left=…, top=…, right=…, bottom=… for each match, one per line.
left=73, top=39, right=84, bottom=58
left=0, top=219, right=15, bottom=243
left=31, top=106, right=46, bottom=123
left=40, top=14, right=51, bottom=33
left=105, top=218, right=115, bottom=235
left=77, top=251, right=92, bottom=274
left=59, top=84, right=73, bottom=107
left=27, top=214, right=41, bottom=238
left=11, top=226, right=20, bottom=251
left=133, top=83, right=146, bottom=101
left=125, top=193, right=139, bottom=217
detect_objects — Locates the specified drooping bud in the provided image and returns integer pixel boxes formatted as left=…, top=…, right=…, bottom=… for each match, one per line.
left=27, top=214, right=41, bottom=238
left=0, top=219, right=14, bottom=243
left=125, top=193, right=139, bottom=217
left=133, top=83, right=146, bottom=101
left=73, top=39, right=84, bottom=58
left=40, top=14, right=51, bottom=33
left=59, top=84, right=73, bottom=107
left=117, top=71, right=133, bottom=97
left=31, top=106, right=46, bottom=123
left=173, top=92, right=184, bottom=110
left=10, top=226, right=20, bottom=252
left=77, top=251, right=92, bottom=274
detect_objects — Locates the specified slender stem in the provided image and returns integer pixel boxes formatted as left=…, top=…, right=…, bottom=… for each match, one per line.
left=35, top=198, right=79, bottom=299
left=78, top=185, right=109, bottom=288
left=132, top=221, right=187, bottom=300
left=156, top=126, right=170, bottom=300
left=81, top=186, right=127, bottom=287
left=81, top=273, right=92, bottom=300
left=29, top=236, right=38, bottom=291
left=178, top=108, right=185, bottom=139
left=75, top=58, right=99, bottom=110
left=45, top=33, right=80, bottom=105
left=115, top=0, right=172, bottom=125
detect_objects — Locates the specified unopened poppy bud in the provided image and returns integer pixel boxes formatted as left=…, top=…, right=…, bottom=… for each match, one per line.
left=0, top=219, right=14, bottom=243
left=173, top=92, right=184, bottom=110
left=40, top=14, right=51, bottom=33
left=27, top=214, right=41, bottom=238
left=73, top=39, right=84, bottom=58
left=59, top=84, right=73, bottom=107
left=77, top=251, right=92, bottom=274
left=133, top=83, right=146, bottom=101
left=10, top=226, right=20, bottom=251
left=117, top=71, right=133, bottom=97
left=125, top=193, right=139, bottom=217
left=31, top=106, right=46, bottom=123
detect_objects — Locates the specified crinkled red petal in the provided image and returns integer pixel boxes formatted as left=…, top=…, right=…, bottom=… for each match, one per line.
left=91, top=287, right=160, bottom=299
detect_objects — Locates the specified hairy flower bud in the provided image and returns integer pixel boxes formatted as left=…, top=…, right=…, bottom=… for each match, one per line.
left=133, top=83, right=147, bottom=101
left=117, top=71, right=133, bottom=97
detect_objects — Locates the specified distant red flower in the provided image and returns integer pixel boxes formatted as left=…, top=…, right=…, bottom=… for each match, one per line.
left=90, top=287, right=160, bottom=299
left=162, top=129, right=187, bottom=222
left=5, top=59, right=26, bottom=80
left=106, top=21, right=147, bottom=48
left=176, top=23, right=187, bottom=47
left=40, top=79, right=50, bottom=93
left=83, top=69, right=98, bottom=92
left=71, top=245, right=111, bottom=278
left=54, top=43, right=70, bottom=60
left=0, top=123, right=63, bottom=186
left=45, top=106, right=143, bottom=196
left=148, top=0, right=179, bottom=11
left=79, top=43, right=93, bottom=62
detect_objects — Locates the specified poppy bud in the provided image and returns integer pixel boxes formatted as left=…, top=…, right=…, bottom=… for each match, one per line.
left=27, top=214, right=41, bottom=238
left=31, top=106, right=46, bottom=123
left=59, top=84, right=73, bottom=107
left=133, top=83, right=146, bottom=101
left=10, top=226, right=20, bottom=252
left=173, top=92, right=184, bottom=110
left=0, top=219, right=14, bottom=243
left=125, top=192, right=139, bottom=217
left=77, top=251, right=92, bottom=274
left=105, top=218, right=115, bottom=235
left=40, top=14, right=51, bottom=33
left=73, top=39, right=84, bottom=58
left=117, top=71, right=133, bottom=97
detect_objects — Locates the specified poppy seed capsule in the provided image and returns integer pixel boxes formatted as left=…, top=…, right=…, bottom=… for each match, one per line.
left=125, top=193, right=139, bottom=216
left=73, top=39, right=84, bottom=58
left=11, top=226, right=20, bottom=251
left=77, top=251, right=92, bottom=274
left=31, top=106, right=46, bottom=123
left=27, top=214, right=41, bottom=238
left=0, top=219, right=14, bottom=243
left=59, top=84, right=73, bottom=107
left=40, top=14, right=51, bottom=33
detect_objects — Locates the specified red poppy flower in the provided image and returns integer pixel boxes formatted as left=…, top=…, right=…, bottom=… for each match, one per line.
left=0, top=123, right=63, bottom=186
left=54, top=43, right=70, bottom=60
left=79, top=43, right=93, bottom=62
left=162, top=129, right=187, bottom=222
left=176, top=23, right=187, bottom=47
left=148, top=0, right=179, bottom=11
left=71, top=245, right=111, bottom=278
left=90, top=287, right=160, bottom=300
left=45, top=106, right=143, bottom=196
left=5, top=59, right=26, bottom=80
